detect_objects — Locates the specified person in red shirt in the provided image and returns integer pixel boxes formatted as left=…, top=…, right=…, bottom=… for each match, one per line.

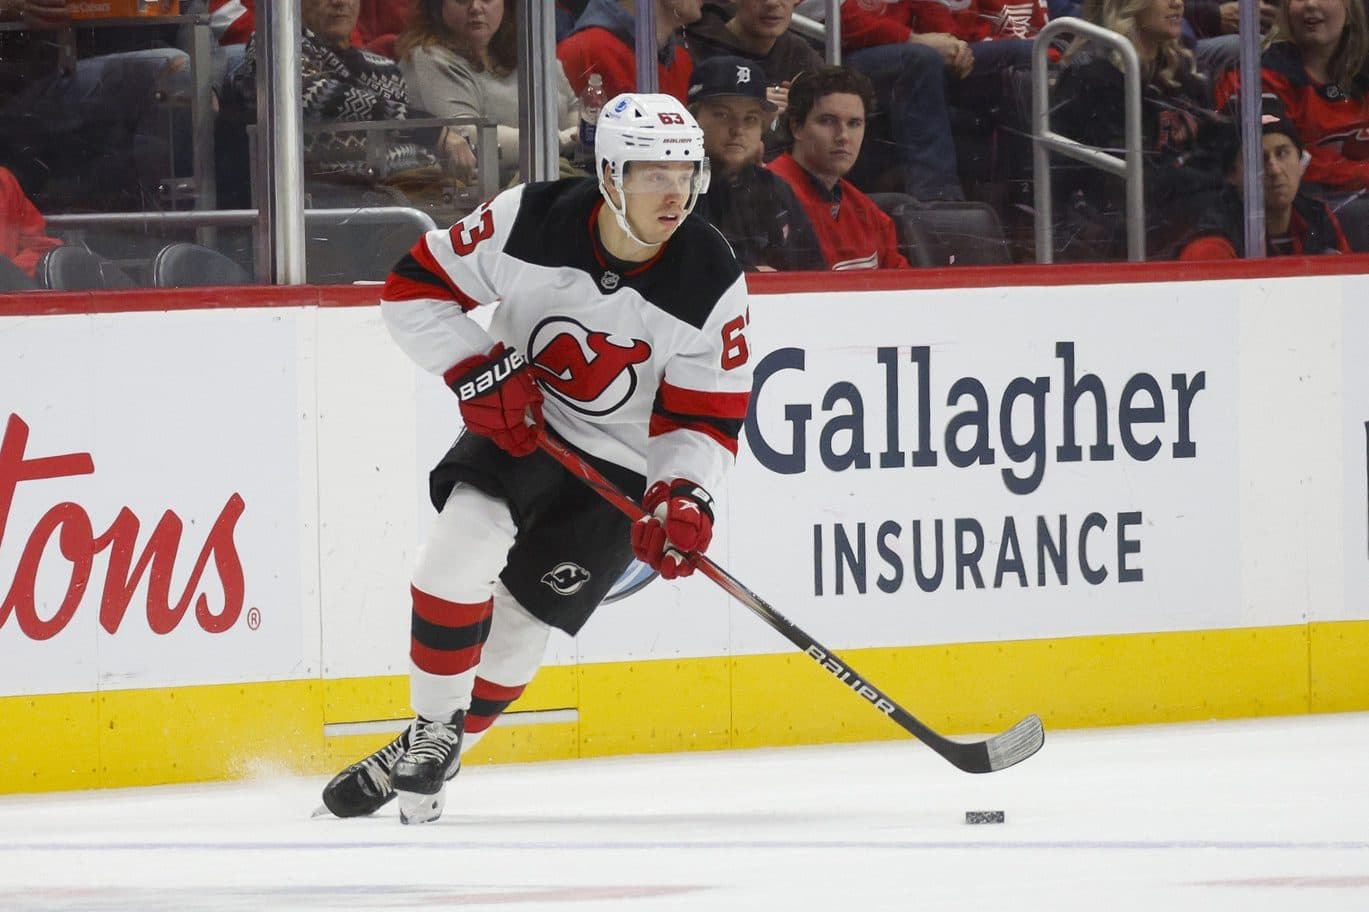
left=0, top=166, right=62, bottom=281
left=767, top=66, right=910, bottom=270
left=1181, top=97, right=1350, bottom=258
left=828, top=0, right=966, bottom=201
left=1214, top=0, right=1369, bottom=196
left=557, top=0, right=701, bottom=103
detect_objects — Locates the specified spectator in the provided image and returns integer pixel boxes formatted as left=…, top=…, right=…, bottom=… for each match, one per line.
left=558, top=0, right=703, bottom=102
left=1215, top=0, right=1369, bottom=199
left=684, top=0, right=824, bottom=112
left=398, top=0, right=580, bottom=186
left=829, top=0, right=967, bottom=201
left=945, top=0, right=1045, bottom=64
left=688, top=55, right=825, bottom=270
left=938, top=0, right=1045, bottom=178
left=1051, top=0, right=1225, bottom=259
left=210, top=0, right=412, bottom=54
left=1181, top=95, right=1350, bottom=257
left=0, top=44, right=192, bottom=213
left=767, top=66, right=910, bottom=269
left=1185, top=0, right=1278, bottom=77
left=0, top=165, right=61, bottom=280
left=229, top=0, right=470, bottom=197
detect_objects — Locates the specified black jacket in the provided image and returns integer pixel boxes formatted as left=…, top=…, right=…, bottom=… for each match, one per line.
left=1051, top=53, right=1226, bottom=260
left=696, top=163, right=825, bottom=272
left=1183, top=187, right=1349, bottom=256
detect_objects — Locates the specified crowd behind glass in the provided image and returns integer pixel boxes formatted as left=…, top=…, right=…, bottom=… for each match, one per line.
left=0, top=0, right=1364, bottom=291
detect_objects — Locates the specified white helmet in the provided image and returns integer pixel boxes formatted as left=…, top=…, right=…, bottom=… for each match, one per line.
left=594, top=93, right=711, bottom=246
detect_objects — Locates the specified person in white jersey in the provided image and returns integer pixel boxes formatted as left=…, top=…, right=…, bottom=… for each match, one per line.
left=319, top=92, right=753, bottom=825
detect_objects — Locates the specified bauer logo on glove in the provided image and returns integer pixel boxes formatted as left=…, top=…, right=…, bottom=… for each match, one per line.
left=452, top=348, right=528, bottom=401
left=630, top=479, right=715, bottom=579
left=444, top=343, right=545, bottom=457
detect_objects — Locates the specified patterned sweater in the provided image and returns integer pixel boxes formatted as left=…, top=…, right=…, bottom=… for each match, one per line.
left=235, top=29, right=437, bottom=181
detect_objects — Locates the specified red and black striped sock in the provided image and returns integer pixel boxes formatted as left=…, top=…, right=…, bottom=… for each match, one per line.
left=409, top=585, right=493, bottom=683
left=465, top=678, right=528, bottom=735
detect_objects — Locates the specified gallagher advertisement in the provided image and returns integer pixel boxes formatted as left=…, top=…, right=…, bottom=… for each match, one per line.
left=728, top=283, right=1241, bottom=651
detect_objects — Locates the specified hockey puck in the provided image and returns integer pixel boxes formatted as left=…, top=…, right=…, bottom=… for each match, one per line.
left=964, top=810, right=1005, bottom=825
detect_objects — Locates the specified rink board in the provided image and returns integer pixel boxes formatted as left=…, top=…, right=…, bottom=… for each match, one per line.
left=0, top=260, right=1367, bottom=793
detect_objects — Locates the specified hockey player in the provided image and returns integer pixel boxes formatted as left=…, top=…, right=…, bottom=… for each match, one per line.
left=320, top=92, right=752, bottom=825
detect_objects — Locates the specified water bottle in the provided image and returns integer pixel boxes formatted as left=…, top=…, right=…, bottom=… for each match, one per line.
left=578, top=73, right=607, bottom=169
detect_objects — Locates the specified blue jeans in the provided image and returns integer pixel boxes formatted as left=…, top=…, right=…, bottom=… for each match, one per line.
left=947, top=38, right=1034, bottom=113
left=846, top=43, right=964, bottom=202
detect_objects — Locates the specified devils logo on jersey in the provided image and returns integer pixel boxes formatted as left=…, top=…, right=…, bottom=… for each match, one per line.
left=529, top=316, right=653, bottom=416
left=1317, top=127, right=1369, bottom=162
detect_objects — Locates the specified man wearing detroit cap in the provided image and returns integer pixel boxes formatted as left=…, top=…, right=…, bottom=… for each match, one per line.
left=688, top=56, right=825, bottom=271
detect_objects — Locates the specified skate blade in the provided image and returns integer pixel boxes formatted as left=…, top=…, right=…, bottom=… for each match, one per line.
left=397, top=788, right=446, bottom=825
left=310, top=803, right=333, bottom=819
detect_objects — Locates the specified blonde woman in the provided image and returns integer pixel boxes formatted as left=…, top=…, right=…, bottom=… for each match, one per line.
left=397, top=0, right=579, bottom=186
left=1215, top=0, right=1369, bottom=195
left=1050, top=0, right=1225, bottom=259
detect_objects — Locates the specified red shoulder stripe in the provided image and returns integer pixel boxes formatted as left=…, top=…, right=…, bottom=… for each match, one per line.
left=382, top=238, right=484, bottom=312
left=382, top=270, right=453, bottom=303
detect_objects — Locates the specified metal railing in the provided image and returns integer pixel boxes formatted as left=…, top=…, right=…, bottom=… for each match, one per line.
left=1032, top=17, right=1145, bottom=263
left=46, top=208, right=438, bottom=284
left=46, top=208, right=438, bottom=234
left=293, top=117, right=500, bottom=202
left=789, top=2, right=841, bottom=65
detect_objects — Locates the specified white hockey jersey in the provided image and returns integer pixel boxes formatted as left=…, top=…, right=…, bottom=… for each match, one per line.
left=380, top=177, right=753, bottom=496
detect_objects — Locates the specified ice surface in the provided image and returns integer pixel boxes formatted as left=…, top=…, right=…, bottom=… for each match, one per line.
left=2, top=713, right=1367, bottom=911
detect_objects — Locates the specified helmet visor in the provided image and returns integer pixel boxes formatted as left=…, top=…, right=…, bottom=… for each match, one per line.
left=620, top=160, right=710, bottom=197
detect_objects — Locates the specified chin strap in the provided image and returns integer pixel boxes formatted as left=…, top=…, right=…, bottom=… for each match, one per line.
left=604, top=190, right=658, bottom=250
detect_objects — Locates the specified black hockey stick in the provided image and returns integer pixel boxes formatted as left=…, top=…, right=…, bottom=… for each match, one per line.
left=538, top=434, right=1045, bottom=774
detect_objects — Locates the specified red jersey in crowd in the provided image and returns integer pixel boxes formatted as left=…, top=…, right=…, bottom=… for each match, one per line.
left=767, top=152, right=910, bottom=270
left=557, top=0, right=694, bottom=102
left=1216, top=42, right=1369, bottom=193
left=0, top=167, right=62, bottom=278
left=952, top=0, right=1049, bottom=41
left=838, top=0, right=955, bottom=50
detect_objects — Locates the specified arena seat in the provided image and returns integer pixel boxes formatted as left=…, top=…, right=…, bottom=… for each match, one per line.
left=868, top=192, right=934, bottom=268
left=35, top=246, right=136, bottom=291
left=151, top=242, right=253, bottom=287
left=905, top=201, right=1013, bottom=266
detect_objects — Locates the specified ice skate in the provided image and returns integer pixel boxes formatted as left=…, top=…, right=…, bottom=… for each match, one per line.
left=317, top=726, right=410, bottom=818
left=391, top=713, right=464, bottom=825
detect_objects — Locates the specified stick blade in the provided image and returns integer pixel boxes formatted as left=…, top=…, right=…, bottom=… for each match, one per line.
left=984, top=714, right=1045, bottom=772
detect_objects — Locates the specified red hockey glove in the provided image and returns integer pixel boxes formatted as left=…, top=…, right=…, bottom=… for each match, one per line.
left=446, top=343, right=544, bottom=457
left=630, top=479, right=714, bottom=580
